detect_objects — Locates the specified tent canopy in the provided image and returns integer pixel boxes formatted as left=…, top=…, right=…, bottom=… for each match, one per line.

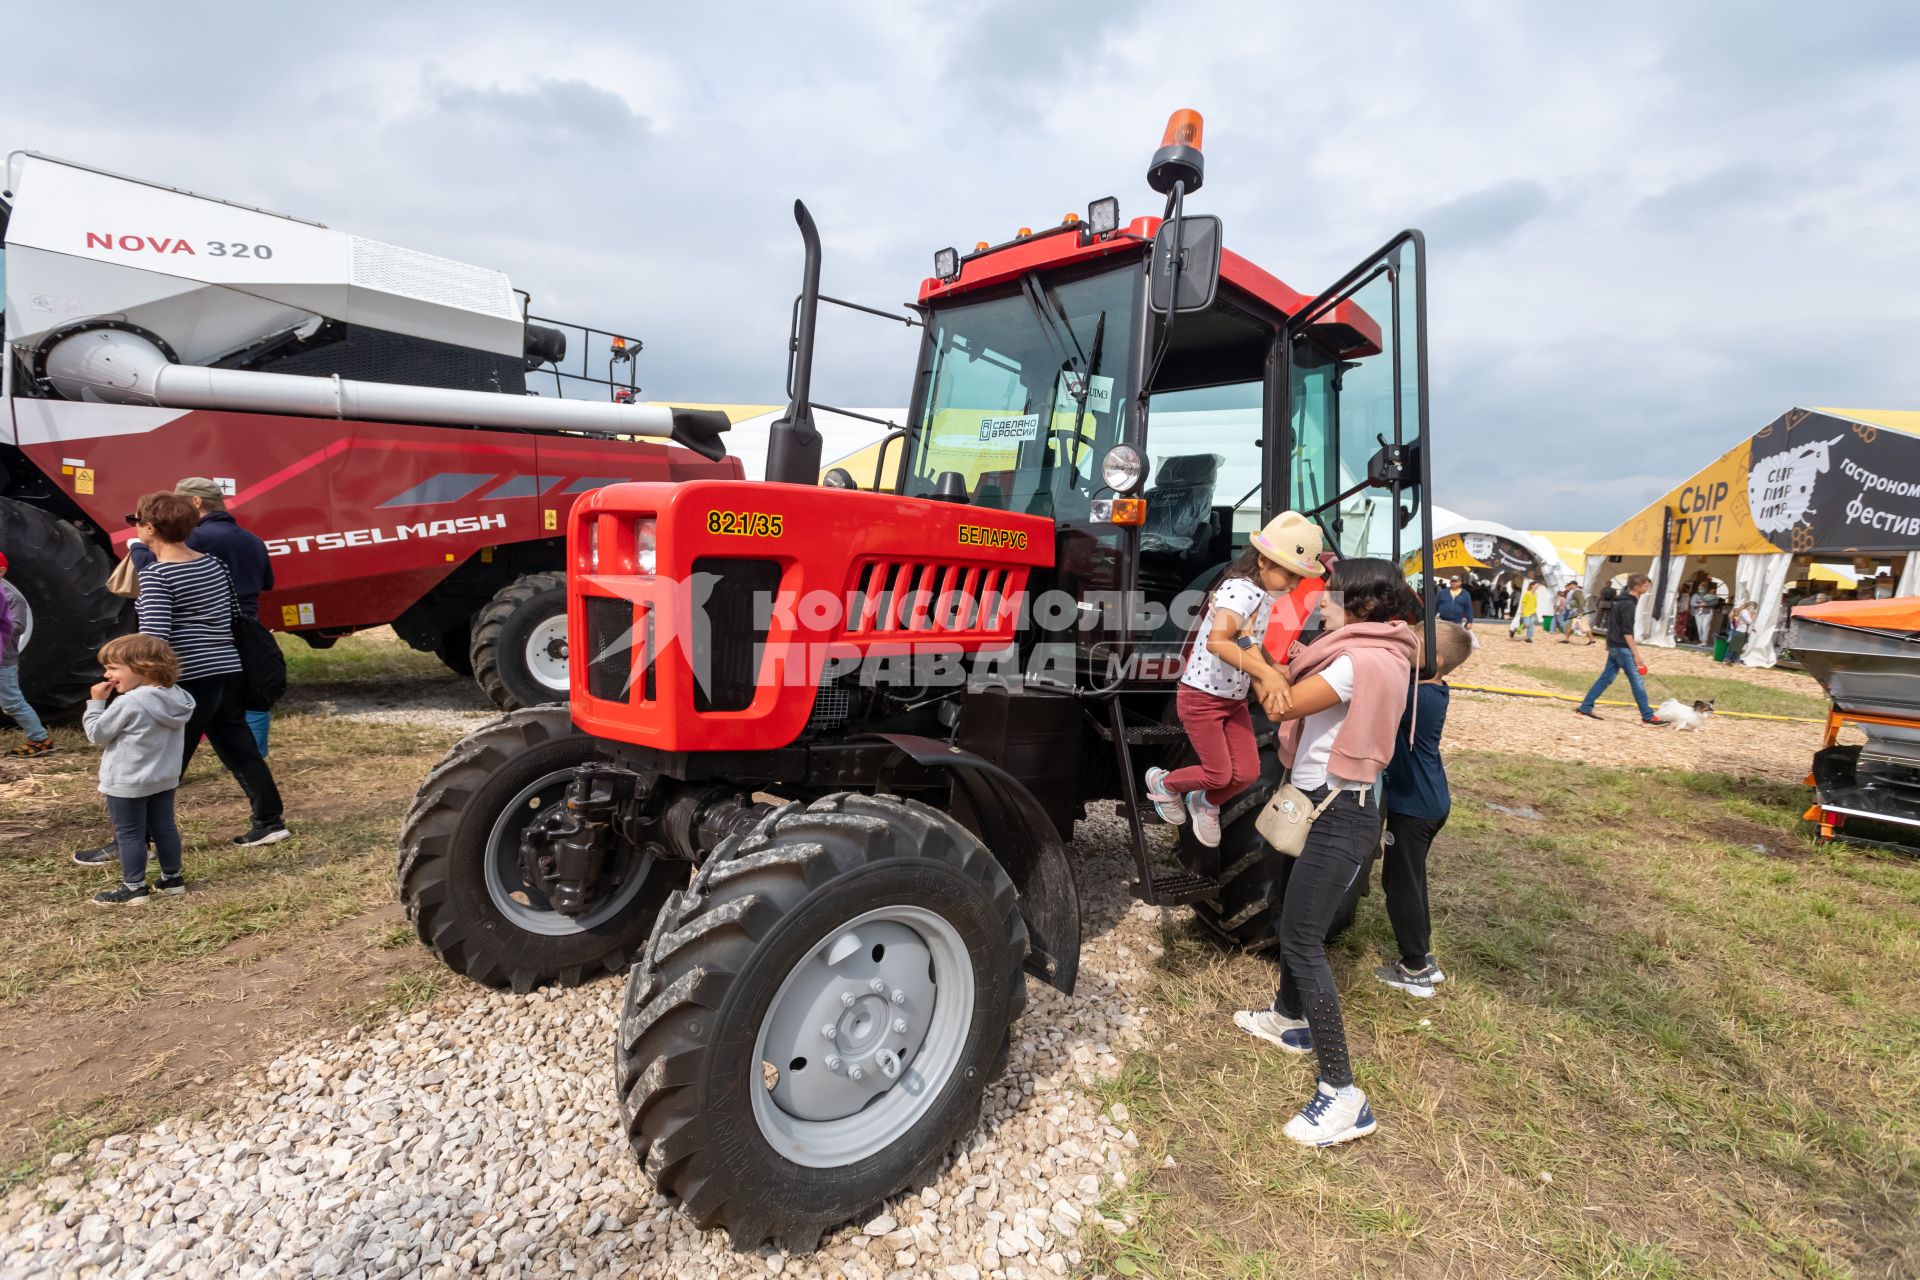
left=1589, top=407, right=1920, bottom=560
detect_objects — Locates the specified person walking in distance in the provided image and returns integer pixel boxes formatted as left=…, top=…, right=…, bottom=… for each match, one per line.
left=1143, top=513, right=1323, bottom=847
left=1575, top=574, right=1665, bottom=725
left=129, top=478, right=276, bottom=756
left=83, top=635, right=196, bottom=906
left=1510, top=579, right=1537, bottom=641
left=73, top=492, right=289, bottom=868
left=1232, top=558, right=1420, bottom=1146
left=0, top=551, right=56, bottom=757
left=1375, top=621, right=1473, bottom=998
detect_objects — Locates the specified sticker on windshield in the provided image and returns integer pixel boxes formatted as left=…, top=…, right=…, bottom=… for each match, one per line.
left=1085, top=375, right=1113, bottom=413
left=977, top=414, right=1040, bottom=444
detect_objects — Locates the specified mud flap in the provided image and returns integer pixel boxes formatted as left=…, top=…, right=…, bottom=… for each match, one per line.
left=875, top=733, right=1082, bottom=994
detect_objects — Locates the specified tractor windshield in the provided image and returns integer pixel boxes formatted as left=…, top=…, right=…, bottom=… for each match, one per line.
left=902, top=266, right=1135, bottom=519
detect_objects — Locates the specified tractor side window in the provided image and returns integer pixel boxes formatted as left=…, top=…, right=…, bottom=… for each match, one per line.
left=905, top=268, right=1134, bottom=519
left=1143, top=381, right=1261, bottom=558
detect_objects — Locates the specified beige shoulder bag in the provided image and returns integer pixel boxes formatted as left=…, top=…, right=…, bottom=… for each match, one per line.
left=1254, top=782, right=1343, bottom=858
left=107, top=555, right=141, bottom=599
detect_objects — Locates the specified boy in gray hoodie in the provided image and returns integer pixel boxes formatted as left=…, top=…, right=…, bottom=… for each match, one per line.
left=82, top=634, right=196, bottom=906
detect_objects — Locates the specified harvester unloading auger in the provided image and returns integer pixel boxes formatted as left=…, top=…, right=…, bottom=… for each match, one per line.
left=398, top=111, right=1438, bottom=1248
left=2, top=151, right=736, bottom=716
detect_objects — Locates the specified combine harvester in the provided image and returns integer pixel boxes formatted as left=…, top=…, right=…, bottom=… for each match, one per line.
left=1793, top=597, right=1920, bottom=847
left=0, top=153, right=895, bottom=714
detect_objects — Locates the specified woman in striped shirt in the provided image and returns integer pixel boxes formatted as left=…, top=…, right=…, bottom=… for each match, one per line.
left=131, top=490, right=287, bottom=847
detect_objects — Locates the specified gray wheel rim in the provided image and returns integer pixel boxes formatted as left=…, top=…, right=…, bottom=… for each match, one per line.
left=523, top=615, right=569, bottom=692
left=751, top=905, right=976, bottom=1169
left=482, top=767, right=647, bottom=935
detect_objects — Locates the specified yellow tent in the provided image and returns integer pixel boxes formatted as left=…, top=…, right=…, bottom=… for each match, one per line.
left=1529, top=530, right=1602, bottom=576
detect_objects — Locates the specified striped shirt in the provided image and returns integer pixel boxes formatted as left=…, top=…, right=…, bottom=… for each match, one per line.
left=136, top=554, right=242, bottom=682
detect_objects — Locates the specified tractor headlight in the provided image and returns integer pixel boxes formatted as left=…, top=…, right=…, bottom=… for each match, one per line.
left=635, top=517, right=657, bottom=575
left=1101, top=444, right=1147, bottom=493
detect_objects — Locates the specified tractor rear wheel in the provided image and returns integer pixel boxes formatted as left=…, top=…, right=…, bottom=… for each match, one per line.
left=470, top=572, right=570, bottom=710
left=398, top=706, right=679, bottom=992
left=0, top=498, right=131, bottom=721
left=432, top=619, right=474, bottom=677
left=616, top=793, right=1028, bottom=1251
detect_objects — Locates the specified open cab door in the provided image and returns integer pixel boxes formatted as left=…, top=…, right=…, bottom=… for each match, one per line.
left=1279, top=230, right=1435, bottom=671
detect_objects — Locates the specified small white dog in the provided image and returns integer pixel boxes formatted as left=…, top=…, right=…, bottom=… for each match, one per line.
left=1655, top=697, right=1715, bottom=731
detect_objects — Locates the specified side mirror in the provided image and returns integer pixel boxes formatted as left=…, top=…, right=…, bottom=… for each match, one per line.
left=1149, top=214, right=1222, bottom=314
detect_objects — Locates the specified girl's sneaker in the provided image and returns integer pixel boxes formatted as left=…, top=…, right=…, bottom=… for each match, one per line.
left=1186, top=789, right=1222, bottom=847
left=1233, top=1008, right=1313, bottom=1055
left=1142, top=768, right=1187, bottom=825
left=1283, top=1081, right=1376, bottom=1147
left=92, top=882, right=151, bottom=907
left=155, top=874, right=187, bottom=896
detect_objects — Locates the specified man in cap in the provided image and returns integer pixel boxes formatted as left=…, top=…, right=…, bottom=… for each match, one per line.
left=130, top=477, right=276, bottom=754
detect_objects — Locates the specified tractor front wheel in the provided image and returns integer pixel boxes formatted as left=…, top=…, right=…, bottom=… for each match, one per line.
left=616, top=793, right=1028, bottom=1251
left=398, top=707, right=679, bottom=992
left=470, top=572, right=570, bottom=710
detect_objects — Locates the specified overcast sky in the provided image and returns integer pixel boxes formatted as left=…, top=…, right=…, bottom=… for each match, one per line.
left=6, top=2, right=1916, bottom=531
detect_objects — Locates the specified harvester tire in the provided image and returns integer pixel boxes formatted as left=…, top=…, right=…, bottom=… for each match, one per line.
left=398, top=706, right=677, bottom=992
left=0, top=498, right=131, bottom=721
left=432, top=619, right=474, bottom=677
left=616, top=793, right=1028, bottom=1251
left=470, top=571, right=570, bottom=711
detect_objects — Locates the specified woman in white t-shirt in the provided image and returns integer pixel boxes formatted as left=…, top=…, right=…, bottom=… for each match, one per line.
left=1144, top=513, right=1326, bottom=848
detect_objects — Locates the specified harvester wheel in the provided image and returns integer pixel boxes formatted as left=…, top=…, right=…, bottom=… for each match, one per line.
left=0, top=498, right=131, bottom=721
left=616, top=793, right=1028, bottom=1251
left=398, top=706, right=678, bottom=992
left=470, top=571, right=570, bottom=710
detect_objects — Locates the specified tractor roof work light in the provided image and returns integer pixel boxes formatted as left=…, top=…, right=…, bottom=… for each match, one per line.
left=1147, top=108, right=1205, bottom=195
left=933, top=246, right=960, bottom=281
left=1086, top=196, right=1119, bottom=234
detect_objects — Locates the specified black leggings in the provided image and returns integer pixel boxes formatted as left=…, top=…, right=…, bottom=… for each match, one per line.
left=1382, top=811, right=1446, bottom=967
left=1272, top=785, right=1381, bottom=1088
left=180, top=672, right=283, bottom=825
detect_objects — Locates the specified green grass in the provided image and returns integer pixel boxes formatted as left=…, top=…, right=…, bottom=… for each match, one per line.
left=277, top=626, right=449, bottom=684
left=1090, top=752, right=1920, bottom=1278
left=1508, top=664, right=1831, bottom=719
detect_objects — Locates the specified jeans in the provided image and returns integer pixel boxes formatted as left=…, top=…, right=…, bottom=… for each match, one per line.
left=180, top=672, right=283, bottom=825
left=1271, top=785, right=1381, bottom=1089
left=108, top=791, right=182, bottom=884
left=1168, top=686, right=1261, bottom=805
left=1580, top=645, right=1654, bottom=718
left=0, top=664, right=48, bottom=741
left=245, top=709, right=271, bottom=758
left=1512, top=614, right=1534, bottom=639
left=1382, top=811, right=1446, bottom=967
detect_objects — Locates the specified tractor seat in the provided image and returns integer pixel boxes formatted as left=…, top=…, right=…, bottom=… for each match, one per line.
left=1139, top=453, right=1222, bottom=555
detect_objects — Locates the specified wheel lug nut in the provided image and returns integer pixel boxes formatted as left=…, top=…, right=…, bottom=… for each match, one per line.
left=824, top=1055, right=841, bottom=1070
left=868, top=978, right=887, bottom=993
left=890, top=989, right=906, bottom=1005
left=892, top=1018, right=908, bottom=1034
left=848, top=1065, right=863, bottom=1081
left=841, top=993, right=857, bottom=1008
left=821, top=1025, right=836, bottom=1040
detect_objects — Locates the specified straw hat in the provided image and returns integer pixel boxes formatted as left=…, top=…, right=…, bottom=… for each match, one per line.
left=1250, top=512, right=1325, bottom=577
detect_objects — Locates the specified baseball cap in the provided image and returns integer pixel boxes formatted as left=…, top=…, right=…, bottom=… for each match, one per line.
left=1249, top=512, right=1326, bottom=577
left=0, top=550, right=8, bottom=571
left=175, top=477, right=225, bottom=500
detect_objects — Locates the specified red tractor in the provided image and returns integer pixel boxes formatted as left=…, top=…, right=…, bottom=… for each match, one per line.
left=401, top=111, right=1437, bottom=1248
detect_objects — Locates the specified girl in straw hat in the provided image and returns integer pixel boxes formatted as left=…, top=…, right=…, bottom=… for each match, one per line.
left=1143, top=512, right=1325, bottom=847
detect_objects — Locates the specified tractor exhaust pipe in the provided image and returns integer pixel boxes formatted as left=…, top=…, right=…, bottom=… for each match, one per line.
left=764, top=199, right=824, bottom=486
left=40, top=326, right=731, bottom=460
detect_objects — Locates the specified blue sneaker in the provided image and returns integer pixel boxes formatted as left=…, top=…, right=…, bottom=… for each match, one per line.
left=1283, top=1081, right=1376, bottom=1146
left=1142, top=767, right=1187, bottom=825
left=1232, top=1009, right=1313, bottom=1055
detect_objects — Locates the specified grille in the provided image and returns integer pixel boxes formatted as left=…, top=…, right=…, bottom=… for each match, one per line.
left=584, top=596, right=636, bottom=703
left=844, top=561, right=1021, bottom=636
left=692, top=557, right=781, bottom=712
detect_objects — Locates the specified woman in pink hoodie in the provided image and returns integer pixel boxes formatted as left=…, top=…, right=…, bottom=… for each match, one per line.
left=1233, top=557, right=1420, bottom=1147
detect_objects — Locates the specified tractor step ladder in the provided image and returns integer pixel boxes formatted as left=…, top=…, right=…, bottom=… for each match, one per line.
left=1107, top=700, right=1220, bottom=906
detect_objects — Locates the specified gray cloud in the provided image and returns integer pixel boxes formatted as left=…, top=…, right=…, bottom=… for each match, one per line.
left=1418, top=180, right=1552, bottom=251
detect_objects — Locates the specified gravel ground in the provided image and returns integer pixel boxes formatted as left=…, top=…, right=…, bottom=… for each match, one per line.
left=0, top=813, right=1164, bottom=1280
